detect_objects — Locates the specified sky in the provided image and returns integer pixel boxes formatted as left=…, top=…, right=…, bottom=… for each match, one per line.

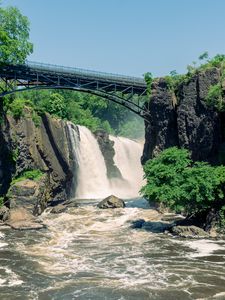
left=2, top=0, right=225, bottom=77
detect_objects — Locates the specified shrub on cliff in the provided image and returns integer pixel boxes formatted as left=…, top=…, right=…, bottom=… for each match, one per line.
left=141, top=147, right=225, bottom=217
left=206, top=84, right=224, bottom=111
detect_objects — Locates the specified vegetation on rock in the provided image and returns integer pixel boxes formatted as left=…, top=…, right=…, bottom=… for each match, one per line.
left=141, top=147, right=225, bottom=227
left=206, top=83, right=224, bottom=111
left=11, top=169, right=44, bottom=184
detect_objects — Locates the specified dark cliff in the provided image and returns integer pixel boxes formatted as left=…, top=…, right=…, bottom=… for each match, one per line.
left=142, top=67, right=225, bottom=164
left=0, top=110, right=75, bottom=214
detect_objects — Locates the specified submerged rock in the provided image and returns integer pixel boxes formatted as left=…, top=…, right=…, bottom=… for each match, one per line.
left=50, top=204, right=67, bottom=214
left=97, top=195, right=125, bottom=209
left=131, top=219, right=145, bottom=229
left=171, top=225, right=209, bottom=238
left=49, top=199, right=79, bottom=213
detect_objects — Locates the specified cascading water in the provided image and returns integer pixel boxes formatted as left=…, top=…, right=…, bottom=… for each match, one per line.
left=109, top=135, right=144, bottom=198
left=68, top=124, right=111, bottom=199
left=67, top=123, right=144, bottom=199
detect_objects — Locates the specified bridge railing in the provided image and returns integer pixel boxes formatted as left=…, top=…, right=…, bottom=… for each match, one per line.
left=26, top=61, right=146, bottom=86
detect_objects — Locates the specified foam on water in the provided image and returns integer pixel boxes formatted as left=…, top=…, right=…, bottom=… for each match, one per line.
left=184, top=239, right=225, bottom=258
left=0, top=267, right=23, bottom=287
left=3, top=202, right=225, bottom=299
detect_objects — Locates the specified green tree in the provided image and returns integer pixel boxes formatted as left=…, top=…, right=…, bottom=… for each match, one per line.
left=0, top=6, right=33, bottom=64
left=141, top=147, right=225, bottom=215
left=144, top=72, right=153, bottom=97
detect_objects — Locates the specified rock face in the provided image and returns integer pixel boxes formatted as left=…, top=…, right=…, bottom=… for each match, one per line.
left=177, top=68, right=221, bottom=162
left=142, top=68, right=223, bottom=164
left=94, top=130, right=122, bottom=178
left=0, top=111, right=75, bottom=214
left=142, top=78, right=178, bottom=163
left=97, top=195, right=125, bottom=209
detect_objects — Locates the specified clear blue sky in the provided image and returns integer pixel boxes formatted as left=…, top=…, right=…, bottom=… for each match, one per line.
left=2, top=0, right=225, bottom=77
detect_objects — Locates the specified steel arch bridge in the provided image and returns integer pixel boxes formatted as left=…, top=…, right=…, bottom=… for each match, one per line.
left=0, top=61, right=149, bottom=119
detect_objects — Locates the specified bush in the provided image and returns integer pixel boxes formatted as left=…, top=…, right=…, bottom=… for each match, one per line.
left=206, top=84, right=224, bottom=111
left=141, top=147, right=225, bottom=215
left=9, top=98, right=33, bottom=119
left=12, top=169, right=43, bottom=184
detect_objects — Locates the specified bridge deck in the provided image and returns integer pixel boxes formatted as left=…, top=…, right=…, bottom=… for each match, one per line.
left=0, top=61, right=146, bottom=94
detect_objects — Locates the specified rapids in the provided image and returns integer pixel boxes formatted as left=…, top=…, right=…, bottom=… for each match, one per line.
left=0, top=199, right=225, bottom=299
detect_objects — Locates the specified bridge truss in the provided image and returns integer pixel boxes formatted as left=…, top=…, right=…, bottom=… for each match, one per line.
left=0, top=61, right=149, bottom=119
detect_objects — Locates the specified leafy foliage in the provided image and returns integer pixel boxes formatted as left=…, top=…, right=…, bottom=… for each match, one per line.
left=14, top=89, right=144, bottom=137
left=0, top=197, right=3, bottom=207
left=141, top=147, right=225, bottom=215
left=12, top=169, right=43, bottom=184
left=0, top=6, right=33, bottom=64
left=144, top=72, right=153, bottom=97
left=206, top=84, right=224, bottom=111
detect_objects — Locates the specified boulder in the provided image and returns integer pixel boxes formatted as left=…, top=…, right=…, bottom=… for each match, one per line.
left=97, top=195, right=125, bottom=209
left=6, top=208, right=45, bottom=230
left=170, top=225, right=209, bottom=238
left=50, top=204, right=67, bottom=214
left=8, top=178, right=50, bottom=215
left=63, top=199, right=79, bottom=208
left=0, top=206, right=10, bottom=222
left=131, top=219, right=145, bottom=229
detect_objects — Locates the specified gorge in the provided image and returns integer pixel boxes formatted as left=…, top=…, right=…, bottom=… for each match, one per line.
left=1, top=59, right=225, bottom=300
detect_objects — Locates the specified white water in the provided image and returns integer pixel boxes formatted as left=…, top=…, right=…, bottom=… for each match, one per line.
left=109, top=135, right=144, bottom=198
left=67, top=124, right=144, bottom=199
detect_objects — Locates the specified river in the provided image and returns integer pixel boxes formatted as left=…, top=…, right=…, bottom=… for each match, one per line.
left=0, top=198, right=225, bottom=300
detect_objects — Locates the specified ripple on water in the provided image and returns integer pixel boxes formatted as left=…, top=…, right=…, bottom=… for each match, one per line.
left=0, top=266, right=23, bottom=287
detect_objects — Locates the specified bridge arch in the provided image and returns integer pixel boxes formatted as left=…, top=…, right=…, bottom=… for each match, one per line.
left=0, top=61, right=150, bottom=120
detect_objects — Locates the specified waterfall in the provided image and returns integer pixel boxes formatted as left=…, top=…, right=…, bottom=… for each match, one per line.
left=67, top=123, right=144, bottom=199
left=109, top=136, right=144, bottom=198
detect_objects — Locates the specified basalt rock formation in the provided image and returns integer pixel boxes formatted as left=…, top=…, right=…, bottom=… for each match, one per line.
left=142, top=67, right=224, bottom=164
left=0, top=110, right=75, bottom=215
left=94, top=130, right=122, bottom=178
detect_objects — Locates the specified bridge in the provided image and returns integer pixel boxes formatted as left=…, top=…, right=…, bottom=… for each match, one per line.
left=0, top=61, right=149, bottom=118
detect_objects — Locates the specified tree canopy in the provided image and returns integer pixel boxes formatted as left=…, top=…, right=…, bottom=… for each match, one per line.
left=0, top=5, right=33, bottom=64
